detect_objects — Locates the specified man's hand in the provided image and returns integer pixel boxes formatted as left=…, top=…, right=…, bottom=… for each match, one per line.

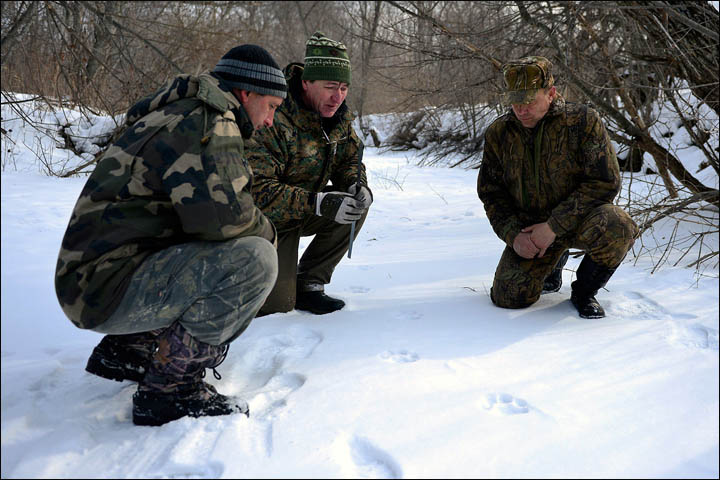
left=316, top=191, right=364, bottom=224
left=512, top=232, right=541, bottom=259
left=348, top=184, right=373, bottom=209
left=521, top=222, right=556, bottom=258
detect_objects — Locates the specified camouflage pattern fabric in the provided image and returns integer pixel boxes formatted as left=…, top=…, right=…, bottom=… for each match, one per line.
left=138, top=320, right=228, bottom=395
left=490, top=204, right=638, bottom=309
left=478, top=94, right=638, bottom=309
left=93, top=236, right=277, bottom=345
left=502, top=56, right=554, bottom=105
left=245, top=63, right=367, bottom=231
left=478, top=94, right=628, bottom=248
left=55, top=73, right=276, bottom=330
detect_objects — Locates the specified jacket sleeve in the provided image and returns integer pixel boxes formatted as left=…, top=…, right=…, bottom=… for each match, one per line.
left=162, top=111, right=276, bottom=245
left=477, top=123, right=524, bottom=247
left=244, top=121, right=316, bottom=225
left=546, top=108, right=621, bottom=236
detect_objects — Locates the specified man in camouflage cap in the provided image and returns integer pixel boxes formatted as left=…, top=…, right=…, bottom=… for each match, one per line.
left=55, top=44, right=287, bottom=426
left=477, top=56, right=638, bottom=318
left=246, top=31, right=372, bottom=316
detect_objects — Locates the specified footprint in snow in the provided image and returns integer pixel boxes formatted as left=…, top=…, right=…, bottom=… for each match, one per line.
left=380, top=350, right=419, bottom=363
left=225, top=325, right=322, bottom=418
left=481, top=393, right=529, bottom=415
left=333, top=433, right=402, bottom=479
left=611, top=291, right=697, bottom=321
left=665, top=322, right=719, bottom=350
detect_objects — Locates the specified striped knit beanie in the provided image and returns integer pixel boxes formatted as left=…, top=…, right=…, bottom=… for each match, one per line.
left=213, top=44, right=287, bottom=98
left=301, top=31, right=351, bottom=85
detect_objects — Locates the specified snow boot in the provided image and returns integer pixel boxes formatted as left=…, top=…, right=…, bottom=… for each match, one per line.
left=132, top=321, right=248, bottom=427
left=295, top=290, right=345, bottom=314
left=85, top=330, right=162, bottom=382
left=542, top=250, right=569, bottom=294
left=570, top=255, right=617, bottom=319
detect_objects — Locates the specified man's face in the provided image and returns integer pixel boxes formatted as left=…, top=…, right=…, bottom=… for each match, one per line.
left=511, top=86, right=556, bottom=128
left=239, top=91, right=284, bottom=130
left=301, top=80, right=349, bottom=118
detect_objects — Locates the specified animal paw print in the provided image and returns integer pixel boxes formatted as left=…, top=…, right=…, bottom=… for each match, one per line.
left=379, top=350, right=419, bottom=363
left=482, top=393, right=529, bottom=415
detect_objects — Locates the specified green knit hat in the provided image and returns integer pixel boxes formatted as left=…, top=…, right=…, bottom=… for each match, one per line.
left=302, top=31, right=351, bottom=85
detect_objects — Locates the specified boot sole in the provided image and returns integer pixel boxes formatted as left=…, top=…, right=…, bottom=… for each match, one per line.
left=541, top=285, right=562, bottom=294
left=132, top=392, right=249, bottom=426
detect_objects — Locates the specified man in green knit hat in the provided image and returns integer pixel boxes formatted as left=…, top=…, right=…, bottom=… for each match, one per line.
left=246, top=31, right=372, bottom=316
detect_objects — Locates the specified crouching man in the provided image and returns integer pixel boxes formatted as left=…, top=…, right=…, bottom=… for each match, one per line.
left=246, top=32, right=372, bottom=316
left=55, top=45, right=287, bottom=426
left=478, top=56, right=638, bottom=318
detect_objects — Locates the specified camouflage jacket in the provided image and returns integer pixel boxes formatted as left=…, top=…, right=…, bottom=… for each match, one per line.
left=478, top=95, right=621, bottom=247
left=55, top=73, right=276, bottom=329
left=245, top=63, right=367, bottom=231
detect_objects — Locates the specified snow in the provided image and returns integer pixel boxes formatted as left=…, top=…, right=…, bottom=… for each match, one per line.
left=1, top=97, right=718, bottom=479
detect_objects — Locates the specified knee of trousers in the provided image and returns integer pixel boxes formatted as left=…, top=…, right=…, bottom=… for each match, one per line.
left=224, top=236, right=278, bottom=290
left=490, top=281, right=541, bottom=309
left=577, top=205, right=638, bottom=267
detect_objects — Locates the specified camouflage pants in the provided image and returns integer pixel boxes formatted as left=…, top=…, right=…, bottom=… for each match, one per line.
left=92, top=237, right=278, bottom=345
left=491, top=204, right=638, bottom=309
left=258, top=209, right=368, bottom=315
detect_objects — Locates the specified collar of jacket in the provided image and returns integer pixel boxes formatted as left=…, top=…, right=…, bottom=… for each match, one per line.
left=280, top=63, right=355, bottom=136
left=202, top=73, right=254, bottom=139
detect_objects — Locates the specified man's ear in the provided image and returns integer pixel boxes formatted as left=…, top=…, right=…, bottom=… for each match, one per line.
left=234, top=88, right=251, bottom=104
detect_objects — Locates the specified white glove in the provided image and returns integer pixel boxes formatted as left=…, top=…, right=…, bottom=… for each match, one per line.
left=316, top=191, right=364, bottom=224
left=348, top=184, right=373, bottom=209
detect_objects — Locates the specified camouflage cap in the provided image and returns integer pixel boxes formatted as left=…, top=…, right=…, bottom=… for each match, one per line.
left=502, top=56, right=554, bottom=105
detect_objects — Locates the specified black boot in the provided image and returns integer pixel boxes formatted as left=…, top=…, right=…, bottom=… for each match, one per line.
left=85, top=330, right=161, bottom=382
left=295, top=291, right=345, bottom=314
left=542, top=250, right=569, bottom=294
left=132, top=322, right=248, bottom=426
left=570, top=256, right=617, bottom=319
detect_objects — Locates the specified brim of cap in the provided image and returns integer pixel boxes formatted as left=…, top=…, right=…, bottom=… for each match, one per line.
left=503, top=89, right=539, bottom=105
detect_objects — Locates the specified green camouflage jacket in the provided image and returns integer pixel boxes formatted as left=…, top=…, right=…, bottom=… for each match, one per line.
left=55, top=73, right=275, bottom=329
left=478, top=95, right=621, bottom=247
left=245, top=63, right=367, bottom=231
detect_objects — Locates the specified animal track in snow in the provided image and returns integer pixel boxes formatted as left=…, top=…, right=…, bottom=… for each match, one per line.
left=333, top=433, right=402, bottom=479
left=481, top=393, right=529, bottom=415
left=379, top=350, right=419, bottom=363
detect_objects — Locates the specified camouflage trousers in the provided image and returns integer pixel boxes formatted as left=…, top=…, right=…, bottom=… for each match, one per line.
left=258, top=209, right=368, bottom=315
left=92, top=237, right=278, bottom=345
left=491, top=204, right=638, bottom=309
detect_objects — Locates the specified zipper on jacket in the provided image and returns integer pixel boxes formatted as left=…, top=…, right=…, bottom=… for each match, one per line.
left=533, top=121, right=544, bottom=205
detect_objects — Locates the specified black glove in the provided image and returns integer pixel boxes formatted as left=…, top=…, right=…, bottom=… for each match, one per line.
left=348, top=184, right=373, bottom=209
left=316, top=191, right=364, bottom=224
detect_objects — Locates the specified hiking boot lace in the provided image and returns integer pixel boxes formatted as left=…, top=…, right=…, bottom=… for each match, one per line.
left=200, top=344, right=230, bottom=380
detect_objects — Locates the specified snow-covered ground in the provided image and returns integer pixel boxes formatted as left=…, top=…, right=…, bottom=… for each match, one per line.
left=1, top=96, right=718, bottom=478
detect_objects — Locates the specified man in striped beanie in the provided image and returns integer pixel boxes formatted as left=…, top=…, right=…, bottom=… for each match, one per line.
left=212, top=44, right=288, bottom=132
left=246, top=32, right=373, bottom=316
left=61, top=44, right=287, bottom=426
